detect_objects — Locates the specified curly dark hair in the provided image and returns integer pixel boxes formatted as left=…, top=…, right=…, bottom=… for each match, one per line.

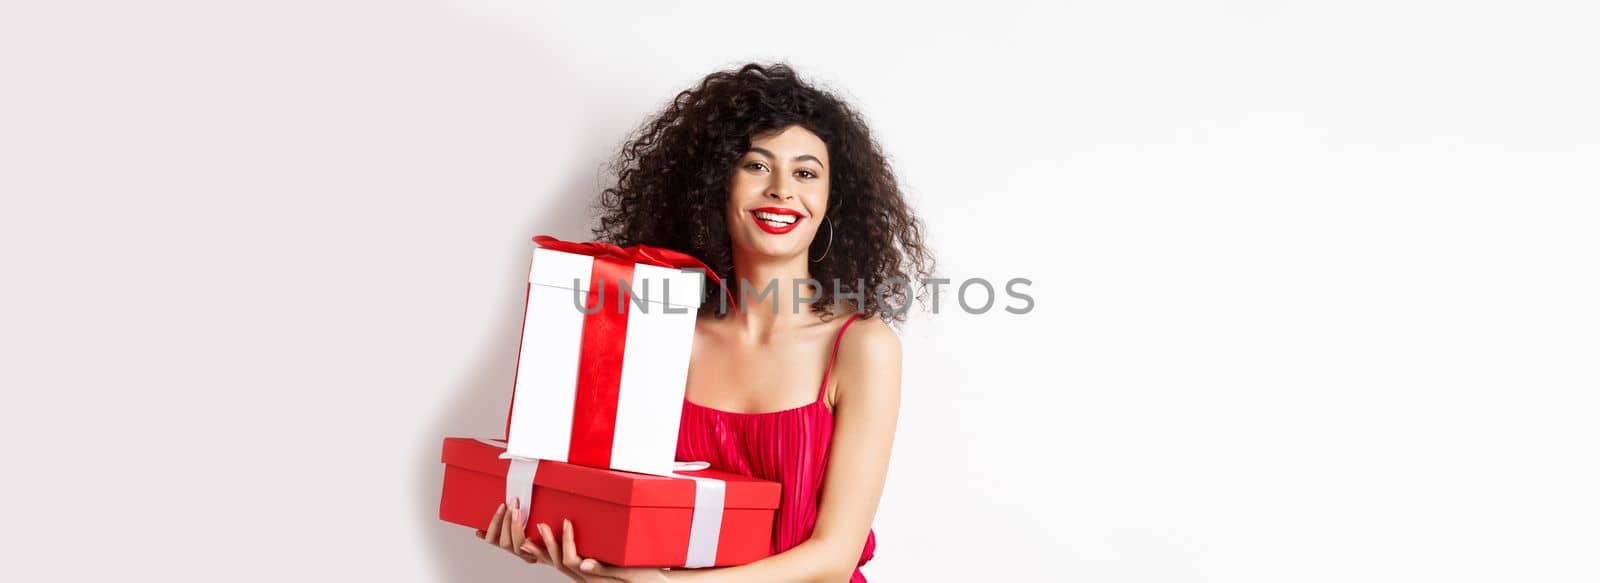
left=591, top=62, right=933, bottom=323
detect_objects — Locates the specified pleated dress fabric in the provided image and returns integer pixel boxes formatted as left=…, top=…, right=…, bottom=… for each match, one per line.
left=676, top=312, right=875, bottom=582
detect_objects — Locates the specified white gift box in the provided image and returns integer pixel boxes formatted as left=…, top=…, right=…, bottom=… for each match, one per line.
left=503, top=238, right=709, bottom=477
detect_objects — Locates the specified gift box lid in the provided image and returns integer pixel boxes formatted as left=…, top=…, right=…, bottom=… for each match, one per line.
left=529, top=246, right=706, bottom=310
left=441, top=437, right=780, bottom=510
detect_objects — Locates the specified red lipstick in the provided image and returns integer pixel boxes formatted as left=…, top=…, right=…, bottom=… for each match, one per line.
left=749, top=206, right=804, bottom=235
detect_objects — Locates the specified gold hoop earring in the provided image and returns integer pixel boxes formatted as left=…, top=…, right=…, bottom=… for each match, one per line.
left=810, top=215, right=833, bottom=263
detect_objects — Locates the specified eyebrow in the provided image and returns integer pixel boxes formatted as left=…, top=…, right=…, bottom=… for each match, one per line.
left=748, top=147, right=825, bottom=169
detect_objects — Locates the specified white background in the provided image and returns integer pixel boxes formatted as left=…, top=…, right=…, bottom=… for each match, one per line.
left=2, top=1, right=1597, bottom=581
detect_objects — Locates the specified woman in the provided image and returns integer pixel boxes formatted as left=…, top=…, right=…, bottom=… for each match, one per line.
left=477, top=62, right=933, bottom=582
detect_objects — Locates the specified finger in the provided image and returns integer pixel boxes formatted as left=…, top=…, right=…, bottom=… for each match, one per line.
left=505, top=498, right=540, bottom=564
left=577, top=558, right=604, bottom=577
left=561, top=519, right=582, bottom=572
left=579, top=561, right=635, bottom=583
left=497, top=502, right=518, bottom=550
left=483, top=503, right=506, bottom=543
left=529, top=545, right=555, bottom=568
left=538, top=523, right=571, bottom=575
left=508, top=497, right=528, bottom=553
left=515, top=547, right=539, bottom=565
left=519, top=538, right=549, bottom=564
left=585, top=562, right=648, bottom=582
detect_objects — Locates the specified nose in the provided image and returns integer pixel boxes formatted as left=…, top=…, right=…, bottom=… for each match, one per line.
left=767, top=177, right=794, bottom=201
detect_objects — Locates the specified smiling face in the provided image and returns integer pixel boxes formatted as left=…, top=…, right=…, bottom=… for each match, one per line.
left=725, top=124, right=831, bottom=261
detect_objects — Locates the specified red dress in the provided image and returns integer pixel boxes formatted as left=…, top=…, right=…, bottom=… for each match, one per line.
left=676, top=312, right=876, bottom=582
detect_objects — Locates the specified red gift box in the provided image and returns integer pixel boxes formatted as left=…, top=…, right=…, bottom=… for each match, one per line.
left=439, top=437, right=780, bottom=567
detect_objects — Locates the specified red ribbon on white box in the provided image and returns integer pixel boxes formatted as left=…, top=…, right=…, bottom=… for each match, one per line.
left=477, top=439, right=725, bottom=568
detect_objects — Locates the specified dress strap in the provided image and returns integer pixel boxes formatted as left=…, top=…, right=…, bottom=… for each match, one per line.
left=817, top=313, right=864, bottom=404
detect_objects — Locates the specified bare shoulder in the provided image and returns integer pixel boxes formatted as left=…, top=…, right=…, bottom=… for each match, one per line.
left=828, top=315, right=902, bottom=409
left=839, top=315, right=901, bottom=365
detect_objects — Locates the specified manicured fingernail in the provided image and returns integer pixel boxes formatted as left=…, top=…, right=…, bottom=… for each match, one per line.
left=580, top=560, right=595, bottom=572
left=513, top=508, right=521, bottom=524
left=564, top=519, right=572, bottom=529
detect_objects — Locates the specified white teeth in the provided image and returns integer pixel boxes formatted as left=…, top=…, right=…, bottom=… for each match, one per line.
left=755, top=211, right=798, bottom=225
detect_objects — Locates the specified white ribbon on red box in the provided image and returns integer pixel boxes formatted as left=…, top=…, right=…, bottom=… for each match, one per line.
left=670, top=461, right=725, bottom=568
left=478, top=439, right=725, bottom=568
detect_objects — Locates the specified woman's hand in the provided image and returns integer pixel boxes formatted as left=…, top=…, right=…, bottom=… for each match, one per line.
left=475, top=499, right=671, bottom=582
left=474, top=498, right=544, bottom=566
left=532, top=518, right=673, bottom=582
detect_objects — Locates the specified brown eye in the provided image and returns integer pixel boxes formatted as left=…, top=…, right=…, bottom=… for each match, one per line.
left=796, top=169, right=817, bottom=179
left=745, top=161, right=768, bottom=172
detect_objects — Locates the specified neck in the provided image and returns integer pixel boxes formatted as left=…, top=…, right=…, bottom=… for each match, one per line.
left=727, top=248, right=818, bottom=341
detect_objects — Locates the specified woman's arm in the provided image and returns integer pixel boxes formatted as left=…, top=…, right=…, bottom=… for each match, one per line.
left=664, top=318, right=903, bottom=583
